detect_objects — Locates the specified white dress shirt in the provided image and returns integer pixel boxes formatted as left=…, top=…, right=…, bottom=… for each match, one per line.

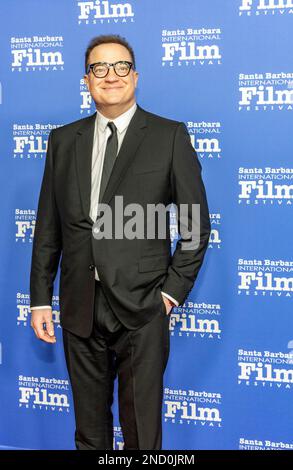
left=31, top=102, right=178, bottom=310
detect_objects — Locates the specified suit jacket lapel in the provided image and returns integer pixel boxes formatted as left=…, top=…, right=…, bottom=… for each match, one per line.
left=75, top=104, right=148, bottom=224
left=75, top=112, right=96, bottom=224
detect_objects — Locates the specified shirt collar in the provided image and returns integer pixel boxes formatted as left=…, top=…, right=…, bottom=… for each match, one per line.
left=96, top=102, right=137, bottom=134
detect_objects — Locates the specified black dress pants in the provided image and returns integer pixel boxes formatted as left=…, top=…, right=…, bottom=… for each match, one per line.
left=62, top=280, right=170, bottom=450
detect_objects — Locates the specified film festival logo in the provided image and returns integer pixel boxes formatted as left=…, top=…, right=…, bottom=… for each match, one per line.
left=209, top=213, right=221, bottom=249
left=15, top=209, right=35, bottom=243
left=169, top=206, right=179, bottom=250
left=80, top=77, right=93, bottom=115
left=239, top=437, right=293, bottom=450
left=16, top=293, right=60, bottom=329
left=238, top=348, right=293, bottom=389
left=113, top=425, right=125, bottom=451
left=169, top=301, right=222, bottom=341
left=161, top=27, right=222, bottom=67
left=163, top=388, right=222, bottom=428
left=11, top=36, right=64, bottom=72
left=77, top=0, right=135, bottom=24
left=238, top=167, right=293, bottom=205
left=187, top=121, right=222, bottom=160
left=239, top=0, right=293, bottom=16
left=18, top=375, right=70, bottom=412
left=12, top=124, right=60, bottom=159
left=238, top=72, right=293, bottom=111
left=237, top=258, right=293, bottom=298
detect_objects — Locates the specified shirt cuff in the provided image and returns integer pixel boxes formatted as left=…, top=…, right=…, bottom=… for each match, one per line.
left=30, top=305, right=52, bottom=310
left=161, top=291, right=179, bottom=307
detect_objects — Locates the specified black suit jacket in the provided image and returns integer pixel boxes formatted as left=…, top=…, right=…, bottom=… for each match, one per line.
left=30, top=104, right=211, bottom=337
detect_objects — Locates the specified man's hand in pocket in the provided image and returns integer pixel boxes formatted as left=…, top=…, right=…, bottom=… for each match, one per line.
left=161, top=293, right=175, bottom=315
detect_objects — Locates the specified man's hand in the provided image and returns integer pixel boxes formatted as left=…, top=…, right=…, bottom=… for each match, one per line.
left=30, top=308, right=56, bottom=343
left=161, top=293, right=175, bottom=316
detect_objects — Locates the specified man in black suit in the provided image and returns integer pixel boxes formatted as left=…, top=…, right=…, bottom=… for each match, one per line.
left=30, top=34, right=211, bottom=450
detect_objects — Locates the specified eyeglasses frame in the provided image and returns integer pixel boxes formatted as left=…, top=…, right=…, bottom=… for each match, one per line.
left=86, top=60, right=134, bottom=78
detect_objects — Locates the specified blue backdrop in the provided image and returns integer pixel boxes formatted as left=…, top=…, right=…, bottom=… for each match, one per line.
left=0, top=0, right=292, bottom=450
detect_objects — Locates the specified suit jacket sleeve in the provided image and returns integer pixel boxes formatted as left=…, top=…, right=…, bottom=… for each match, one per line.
left=30, top=129, right=62, bottom=308
left=161, top=122, right=211, bottom=306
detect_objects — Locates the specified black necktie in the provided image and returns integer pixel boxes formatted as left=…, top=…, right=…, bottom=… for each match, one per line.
left=98, top=121, right=118, bottom=203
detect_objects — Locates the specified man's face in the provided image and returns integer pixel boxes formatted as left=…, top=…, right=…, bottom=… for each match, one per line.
left=84, top=43, right=138, bottom=108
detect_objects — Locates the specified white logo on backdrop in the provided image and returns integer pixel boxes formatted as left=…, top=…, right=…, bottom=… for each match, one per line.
left=77, top=0, right=135, bottom=24
left=164, top=388, right=222, bottom=427
left=238, top=349, right=293, bottom=388
left=169, top=301, right=222, bottom=340
left=239, top=0, right=293, bottom=16
left=17, top=293, right=60, bottom=328
left=80, top=78, right=93, bottom=115
left=12, top=124, right=60, bottom=159
left=237, top=258, right=293, bottom=297
left=187, top=121, right=222, bottom=159
left=162, top=27, right=222, bottom=67
left=18, top=375, right=70, bottom=411
left=238, top=72, right=293, bottom=111
left=239, top=437, right=293, bottom=450
left=209, top=213, right=221, bottom=249
left=15, top=210, right=35, bottom=243
left=238, top=167, right=293, bottom=204
left=11, top=36, right=64, bottom=72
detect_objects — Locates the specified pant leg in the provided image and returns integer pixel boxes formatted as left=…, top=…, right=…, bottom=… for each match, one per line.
left=114, top=302, right=170, bottom=450
left=62, top=281, right=124, bottom=450
left=62, top=280, right=170, bottom=450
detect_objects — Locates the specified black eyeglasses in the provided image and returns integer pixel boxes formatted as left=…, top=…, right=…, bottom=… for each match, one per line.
left=86, top=61, right=133, bottom=78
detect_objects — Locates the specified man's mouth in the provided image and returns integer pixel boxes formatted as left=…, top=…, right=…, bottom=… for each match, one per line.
left=103, top=87, right=123, bottom=90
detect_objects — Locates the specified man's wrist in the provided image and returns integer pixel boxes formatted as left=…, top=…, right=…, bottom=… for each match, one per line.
left=161, top=291, right=179, bottom=307
left=30, top=305, right=52, bottom=311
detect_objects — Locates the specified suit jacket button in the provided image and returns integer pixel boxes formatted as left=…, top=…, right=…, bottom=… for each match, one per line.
left=89, top=264, right=95, bottom=271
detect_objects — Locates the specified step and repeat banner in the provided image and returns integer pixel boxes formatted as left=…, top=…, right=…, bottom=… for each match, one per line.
left=0, top=0, right=292, bottom=451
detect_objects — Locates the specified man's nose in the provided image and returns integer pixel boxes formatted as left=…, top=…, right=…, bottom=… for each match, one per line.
left=105, top=66, right=119, bottom=81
